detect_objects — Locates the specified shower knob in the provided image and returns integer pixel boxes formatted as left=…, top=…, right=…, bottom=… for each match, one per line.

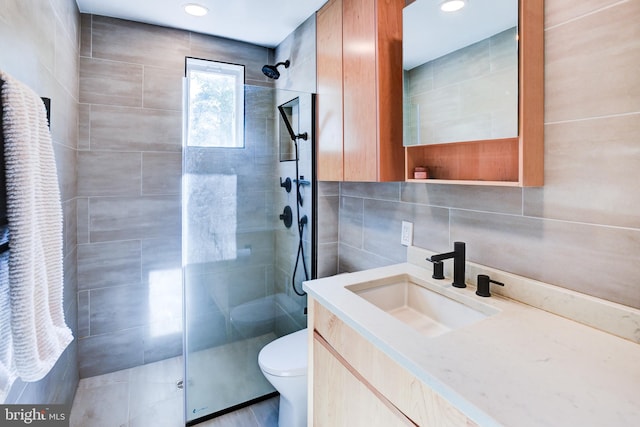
left=279, top=206, right=293, bottom=228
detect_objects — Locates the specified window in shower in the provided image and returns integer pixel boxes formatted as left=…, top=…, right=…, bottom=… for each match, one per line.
left=185, top=58, right=244, bottom=148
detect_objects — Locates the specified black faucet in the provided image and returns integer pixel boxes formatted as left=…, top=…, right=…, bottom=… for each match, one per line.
left=429, top=242, right=466, bottom=288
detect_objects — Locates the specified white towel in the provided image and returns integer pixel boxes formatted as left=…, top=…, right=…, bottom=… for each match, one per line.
left=0, top=226, right=15, bottom=401
left=0, top=71, right=73, bottom=402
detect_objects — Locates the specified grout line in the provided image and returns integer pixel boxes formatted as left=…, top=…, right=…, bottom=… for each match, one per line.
left=359, top=197, right=365, bottom=251
left=86, top=290, right=90, bottom=337
left=338, top=241, right=401, bottom=266
left=82, top=102, right=181, bottom=113
left=89, top=14, right=93, bottom=58
left=141, top=64, right=145, bottom=109
left=545, top=111, right=640, bottom=126
left=49, top=0, right=77, bottom=50
left=447, top=206, right=640, bottom=232
left=140, top=153, right=144, bottom=196
left=448, top=207, right=452, bottom=246
left=126, top=364, right=132, bottom=424
left=519, top=214, right=640, bottom=232
left=77, top=239, right=144, bottom=249
left=337, top=182, right=342, bottom=273
left=87, top=104, right=91, bottom=151
left=545, top=0, right=630, bottom=31
left=86, top=196, right=91, bottom=243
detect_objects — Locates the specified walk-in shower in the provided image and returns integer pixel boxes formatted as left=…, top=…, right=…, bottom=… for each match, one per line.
left=181, top=57, right=314, bottom=424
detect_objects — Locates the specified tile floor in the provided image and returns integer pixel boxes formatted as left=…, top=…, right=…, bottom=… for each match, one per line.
left=185, top=333, right=275, bottom=419
left=69, top=355, right=279, bottom=426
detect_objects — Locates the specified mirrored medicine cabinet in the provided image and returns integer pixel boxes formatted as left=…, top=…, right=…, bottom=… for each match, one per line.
left=403, top=0, right=544, bottom=186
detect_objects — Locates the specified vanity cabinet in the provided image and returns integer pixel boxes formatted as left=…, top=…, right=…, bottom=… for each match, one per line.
left=316, top=0, right=405, bottom=182
left=309, top=298, right=477, bottom=426
left=313, top=336, right=412, bottom=426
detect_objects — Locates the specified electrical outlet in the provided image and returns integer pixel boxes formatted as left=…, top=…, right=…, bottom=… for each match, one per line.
left=401, top=221, right=413, bottom=246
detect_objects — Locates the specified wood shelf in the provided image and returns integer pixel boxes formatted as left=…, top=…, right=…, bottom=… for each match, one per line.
left=405, top=137, right=520, bottom=183
left=405, top=179, right=522, bottom=187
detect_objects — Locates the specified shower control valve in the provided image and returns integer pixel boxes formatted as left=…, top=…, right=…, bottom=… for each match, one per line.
left=279, top=206, right=293, bottom=228
left=280, top=177, right=292, bottom=193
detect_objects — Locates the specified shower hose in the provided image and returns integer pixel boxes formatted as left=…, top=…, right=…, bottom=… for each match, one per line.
left=291, top=140, right=309, bottom=297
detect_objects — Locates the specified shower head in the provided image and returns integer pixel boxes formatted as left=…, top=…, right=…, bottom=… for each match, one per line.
left=262, top=60, right=290, bottom=79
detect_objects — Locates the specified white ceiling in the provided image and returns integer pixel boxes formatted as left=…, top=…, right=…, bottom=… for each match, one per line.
left=75, top=0, right=329, bottom=48
left=75, top=0, right=518, bottom=68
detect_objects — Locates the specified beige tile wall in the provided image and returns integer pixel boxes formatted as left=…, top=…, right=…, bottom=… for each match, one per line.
left=0, top=0, right=80, bottom=405
left=330, top=0, right=640, bottom=310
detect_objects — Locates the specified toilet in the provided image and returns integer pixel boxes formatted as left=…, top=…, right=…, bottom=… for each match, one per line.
left=258, top=328, right=308, bottom=427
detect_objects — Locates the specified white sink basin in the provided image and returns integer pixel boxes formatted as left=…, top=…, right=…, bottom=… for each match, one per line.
left=347, top=274, right=497, bottom=337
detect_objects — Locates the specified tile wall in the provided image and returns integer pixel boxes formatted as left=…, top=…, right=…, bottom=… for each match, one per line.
left=273, top=15, right=317, bottom=332
left=0, top=0, right=80, bottom=404
left=321, top=0, right=640, bottom=310
left=77, top=15, right=276, bottom=377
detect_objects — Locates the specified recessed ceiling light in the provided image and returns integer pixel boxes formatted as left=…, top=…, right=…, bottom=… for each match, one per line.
left=440, top=0, right=466, bottom=12
left=184, top=3, right=208, bottom=17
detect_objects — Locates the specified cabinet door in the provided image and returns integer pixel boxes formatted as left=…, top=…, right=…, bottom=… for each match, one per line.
left=316, top=0, right=404, bottom=183
left=313, top=334, right=412, bottom=426
left=374, top=0, right=404, bottom=182
left=342, top=0, right=404, bottom=182
left=342, top=0, right=378, bottom=181
left=316, top=0, right=344, bottom=181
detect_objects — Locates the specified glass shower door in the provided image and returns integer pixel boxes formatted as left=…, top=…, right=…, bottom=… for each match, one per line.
left=182, top=59, right=311, bottom=424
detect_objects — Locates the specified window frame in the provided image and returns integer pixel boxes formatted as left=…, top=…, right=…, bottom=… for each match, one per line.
left=185, top=57, right=245, bottom=148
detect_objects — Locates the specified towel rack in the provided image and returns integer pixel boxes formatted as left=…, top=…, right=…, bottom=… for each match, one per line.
left=0, top=78, right=49, bottom=256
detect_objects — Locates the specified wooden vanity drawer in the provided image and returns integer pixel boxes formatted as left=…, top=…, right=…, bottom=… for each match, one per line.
left=311, top=299, right=477, bottom=426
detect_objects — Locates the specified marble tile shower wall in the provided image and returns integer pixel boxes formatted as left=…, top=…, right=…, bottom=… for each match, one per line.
left=327, top=0, right=640, bottom=310
left=77, top=14, right=276, bottom=378
left=0, top=0, right=80, bottom=404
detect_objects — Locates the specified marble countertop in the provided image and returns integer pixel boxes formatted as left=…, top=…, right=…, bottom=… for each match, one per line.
left=303, top=260, right=640, bottom=427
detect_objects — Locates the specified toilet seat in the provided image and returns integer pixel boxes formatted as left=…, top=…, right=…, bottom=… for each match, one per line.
left=258, top=329, right=308, bottom=377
